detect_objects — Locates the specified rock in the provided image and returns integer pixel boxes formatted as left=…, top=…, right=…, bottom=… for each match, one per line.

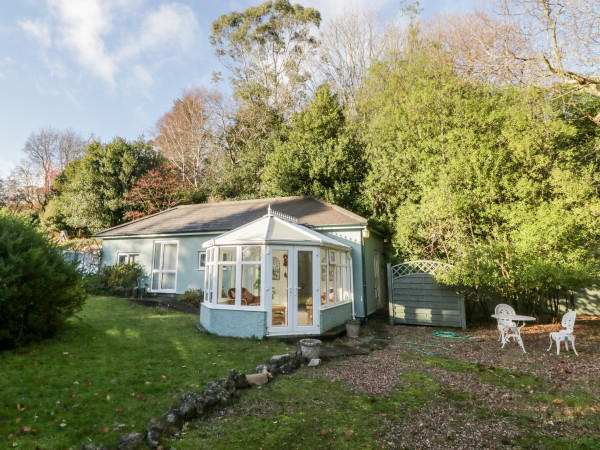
left=290, top=355, right=303, bottom=370
left=246, top=371, right=271, bottom=386
left=255, top=364, right=268, bottom=373
left=270, top=354, right=290, bottom=366
left=202, top=379, right=235, bottom=407
left=228, top=369, right=250, bottom=389
left=279, top=362, right=295, bottom=374
left=146, top=417, right=179, bottom=445
left=175, top=392, right=204, bottom=421
left=116, top=432, right=146, bottom=450
left=266, top=364, right=280, bottom=375
left=162, top=408, right=184, bottom=429
left=308, top=358, right=321, bottom=367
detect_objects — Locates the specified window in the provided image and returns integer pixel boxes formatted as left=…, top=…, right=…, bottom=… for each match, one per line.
left=241, top=246, right=261, bottom=307
left=151, top=241, right=178, bottom=293
left=198, top=251, right=206, bottom=270
left=117, top=253, right=139, bottom=264
left=204, top=246, right=263, bottom=307
left=320, top=248, right=351, bottom=306
left=217, top=247, right=237, bottom=304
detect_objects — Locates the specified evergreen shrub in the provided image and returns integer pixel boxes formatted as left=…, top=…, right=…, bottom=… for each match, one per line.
left=179, top=289, right=204, bottom=307
left=0, top=209, right=86, bottom=349
left=85, top=263, right=145, bottom=297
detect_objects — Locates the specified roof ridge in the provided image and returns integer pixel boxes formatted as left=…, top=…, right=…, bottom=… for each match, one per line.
left=176, top=196, right=304, bottom=208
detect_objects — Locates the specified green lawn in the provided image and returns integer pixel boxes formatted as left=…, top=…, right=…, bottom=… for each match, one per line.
left=0, top=296, right=289, bottom=448
left=2, top=297, right=599, bottom=449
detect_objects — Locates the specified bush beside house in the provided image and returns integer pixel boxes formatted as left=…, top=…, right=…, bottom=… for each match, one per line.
left=0, top=209, right=86, bottom=349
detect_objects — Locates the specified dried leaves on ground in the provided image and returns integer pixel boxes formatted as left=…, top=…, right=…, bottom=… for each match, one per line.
left=315, top=317, right=600, bottom=449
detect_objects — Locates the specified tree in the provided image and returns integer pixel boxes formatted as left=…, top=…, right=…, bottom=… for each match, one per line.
left=431, top=0, right=600, bottom=125
left=22, top=127, right=86, bottom=198
left=313, top=9, right=400, bottom=112
left=153, top=88, right=222, bottom=187
left=2, top=161, right=46, bottom=215
left=0, top=208, right=86, bottom=349
left=262, top=83, right=367, bottom=212
left=210, top=0, right=321, bottom=116
left=359, top=36, right=600, bottom=316
left=43, top=137, right=161, bottom=234
left=123, top=162, right=203, bottom=221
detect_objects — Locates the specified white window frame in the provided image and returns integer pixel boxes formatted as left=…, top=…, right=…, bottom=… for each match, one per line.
left=151, top=240, right=179, bottom=293
left=117, top=252, right=139, bottom=265
left=320, top=248, right=352, bottom=310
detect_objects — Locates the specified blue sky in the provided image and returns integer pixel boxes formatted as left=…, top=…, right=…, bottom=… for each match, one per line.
left=0, top=0, right=473, bottom=177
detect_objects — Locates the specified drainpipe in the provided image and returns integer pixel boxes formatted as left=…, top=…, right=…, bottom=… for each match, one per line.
left=360, top=228, right=368, bottom=325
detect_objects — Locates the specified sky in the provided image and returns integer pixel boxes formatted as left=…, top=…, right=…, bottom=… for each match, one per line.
left=0, top=0, right=474, bottom=177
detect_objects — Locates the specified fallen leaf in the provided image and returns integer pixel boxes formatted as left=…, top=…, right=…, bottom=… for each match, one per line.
left=318, top=429, right=331, bottom=436
left=7, top=434, right=14, bottom=440
left=345, top=429, right=355, bottom=436
left=104, top=427, right=109, bottom=433
left=15, top=418, right=21, bottom=423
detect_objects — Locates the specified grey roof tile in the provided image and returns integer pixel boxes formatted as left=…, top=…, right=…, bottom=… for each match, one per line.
left=95, top=196, right=367, bottom=237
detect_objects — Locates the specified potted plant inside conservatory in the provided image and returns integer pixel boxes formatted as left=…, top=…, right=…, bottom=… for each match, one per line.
left=345, top=318, right=361, bottom=338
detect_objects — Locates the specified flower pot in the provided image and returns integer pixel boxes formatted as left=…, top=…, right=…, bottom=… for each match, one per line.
left=346, top=322, right=360, bottom=338
left=299, top=338, right=322, bottom=360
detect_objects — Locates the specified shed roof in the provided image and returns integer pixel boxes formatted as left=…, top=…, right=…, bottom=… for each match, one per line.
left=202, top=213, right=351, bottom=249
left=95, top=196, right=367, bottom=238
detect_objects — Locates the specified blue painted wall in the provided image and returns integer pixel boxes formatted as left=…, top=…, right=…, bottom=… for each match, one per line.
left=320, top=303, right=353, bottom=332
left=102, top=234, right=218, bottom=294
left=200, top=304, right=266, bottom=338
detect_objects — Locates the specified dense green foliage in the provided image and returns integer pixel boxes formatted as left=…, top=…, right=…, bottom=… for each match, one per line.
left=179, top=288, right=204, bottom=307
left=85, top=263, right=146, bottom=297
left=43, top=137, right=161, bottom=234
left=0, top=209, right=86, bottom=349
left=263, top=84, right=368, bottom=213
left=359, top=40, right=600, bottom=314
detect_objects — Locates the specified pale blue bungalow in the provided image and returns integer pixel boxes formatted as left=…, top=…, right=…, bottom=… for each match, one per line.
left=96, top=196, right=387, bottom=338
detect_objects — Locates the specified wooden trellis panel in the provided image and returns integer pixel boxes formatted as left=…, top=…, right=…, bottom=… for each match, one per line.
left=387, top=261, right=466, bottom=329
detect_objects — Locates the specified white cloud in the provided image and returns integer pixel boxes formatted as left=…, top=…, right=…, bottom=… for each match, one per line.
left=50, top=0, right=117, bottom=86
left=20, top=19, right=53, bottom=48
left=22, top=0, right=200, bottom=92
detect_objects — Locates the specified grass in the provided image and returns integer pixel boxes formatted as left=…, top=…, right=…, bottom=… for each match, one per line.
left=0, top=296, right=289, bottom=448
left=2, top=298, right=599, bottom=449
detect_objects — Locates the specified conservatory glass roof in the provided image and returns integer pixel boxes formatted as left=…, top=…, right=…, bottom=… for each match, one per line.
left=202, top=211, right=350, bottom=250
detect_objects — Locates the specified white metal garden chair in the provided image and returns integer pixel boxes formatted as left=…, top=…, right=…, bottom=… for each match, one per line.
left=494, top=304, right=516, bottom=342
left=494, top=304, right=526, bottom=352
left=547, top=311, right=578, bottom=356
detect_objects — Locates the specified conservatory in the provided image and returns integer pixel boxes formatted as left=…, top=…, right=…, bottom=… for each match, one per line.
left=200, top=208, right=354, bottom=338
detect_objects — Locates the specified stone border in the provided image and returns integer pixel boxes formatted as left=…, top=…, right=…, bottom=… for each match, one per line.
left=81, top=351, right=310, bottom=449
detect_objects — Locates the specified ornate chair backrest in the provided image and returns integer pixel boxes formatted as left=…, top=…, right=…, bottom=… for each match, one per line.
left=561, top=311, right=577, bottom=333
left=495, top=304, right=515, bottom=316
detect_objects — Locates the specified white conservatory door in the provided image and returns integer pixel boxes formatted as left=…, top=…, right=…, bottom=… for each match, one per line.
left=267, top=246, right=320, bottom=335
